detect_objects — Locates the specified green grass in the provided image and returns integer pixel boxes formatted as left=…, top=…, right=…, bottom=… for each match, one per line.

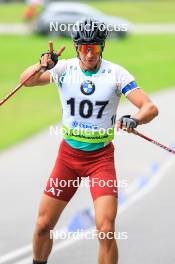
left=91, top=1, right=175, bottom=23
left=0, top=1, right=175, bottom=23
left=0, top=4, right=26, bottom=23
left=0, top=3, right=42, bottom=23
left=0, top=34, right=175, bottom=151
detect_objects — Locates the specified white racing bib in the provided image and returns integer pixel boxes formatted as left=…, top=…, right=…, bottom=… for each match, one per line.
left=50, top=58, right=138, bottom=143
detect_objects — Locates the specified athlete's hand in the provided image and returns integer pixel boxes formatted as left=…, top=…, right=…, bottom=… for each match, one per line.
left=40, top=41, right=65, bottom=71
left=117, top=115, right=139, bottom=133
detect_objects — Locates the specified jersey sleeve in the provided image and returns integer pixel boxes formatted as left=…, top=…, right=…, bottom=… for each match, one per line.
left=49, top=59, right=67, bottom=85
left=116, top=65, right=139, bottom=96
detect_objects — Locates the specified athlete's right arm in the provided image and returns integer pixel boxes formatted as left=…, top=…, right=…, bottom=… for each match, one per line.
left=20, top=63, right=51, bottom=87
left=20, top=44, right=66, bottom=87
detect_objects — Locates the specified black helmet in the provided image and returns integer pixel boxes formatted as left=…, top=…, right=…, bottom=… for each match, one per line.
left=71, top=18, right=108, bottom=50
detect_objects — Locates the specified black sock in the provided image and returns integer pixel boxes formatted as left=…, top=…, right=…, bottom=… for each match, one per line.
left=33, top=260, right=47, bottom=264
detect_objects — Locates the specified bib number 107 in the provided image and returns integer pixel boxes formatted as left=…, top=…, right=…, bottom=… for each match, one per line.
left=67, top=98, right=109, bottom=118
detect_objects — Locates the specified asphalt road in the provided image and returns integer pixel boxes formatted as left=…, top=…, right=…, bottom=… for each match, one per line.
left=118, top=159, right=175, bottom=264
left=0, top=88, right=175, bottom=264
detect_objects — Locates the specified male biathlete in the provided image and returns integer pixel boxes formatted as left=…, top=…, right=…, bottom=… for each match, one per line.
left=21, top=18, right=158, bottom=264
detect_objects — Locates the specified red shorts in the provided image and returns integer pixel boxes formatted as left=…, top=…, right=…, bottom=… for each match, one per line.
left=44, top=140, right=117, bottom=202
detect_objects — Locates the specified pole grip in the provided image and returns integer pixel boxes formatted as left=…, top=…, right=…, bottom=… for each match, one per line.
left=48, top=41, right=54, bottom=53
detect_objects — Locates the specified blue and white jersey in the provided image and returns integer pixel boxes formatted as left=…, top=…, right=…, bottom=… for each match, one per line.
left=49, top=58, right=139, bottom=144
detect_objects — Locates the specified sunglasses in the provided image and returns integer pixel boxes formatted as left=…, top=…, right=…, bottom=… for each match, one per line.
left=78, top=44, right=102, bottom=54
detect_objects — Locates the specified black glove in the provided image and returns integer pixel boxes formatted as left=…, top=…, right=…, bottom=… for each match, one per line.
left=40, top=51, right=58, bottom=70
left=118, top=115, right=139, bottom=129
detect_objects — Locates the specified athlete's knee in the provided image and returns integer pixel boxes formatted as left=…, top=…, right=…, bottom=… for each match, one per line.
left=96, top=217, right=115, bottom=241
left=35, top=216, right=54, bottom=237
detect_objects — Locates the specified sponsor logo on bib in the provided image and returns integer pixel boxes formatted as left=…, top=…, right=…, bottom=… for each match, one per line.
left=72, top=121, right=99, bottom=130
left=80, top=80, right=95, bottom=95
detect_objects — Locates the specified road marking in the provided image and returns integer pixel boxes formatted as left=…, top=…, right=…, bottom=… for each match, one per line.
left=118, top=155, right=175, bottom=214
left=0, top=245, right=32, bottom=263
left=12, top=236, right=89, bottom=264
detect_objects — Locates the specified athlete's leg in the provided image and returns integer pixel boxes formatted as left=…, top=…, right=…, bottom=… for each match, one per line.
left=87, top=143, right=118, bottom=263
left=94, top=195, right=118, bottom=264
left=33, top=140, right=81, bottom=262
left=33, top=194, right=68, bottom=262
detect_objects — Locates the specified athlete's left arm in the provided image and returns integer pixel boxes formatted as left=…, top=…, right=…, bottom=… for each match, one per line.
left=126, top=88, right=159, bottom=124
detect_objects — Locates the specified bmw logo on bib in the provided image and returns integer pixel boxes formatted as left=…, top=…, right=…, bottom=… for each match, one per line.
left=80, top=80, right=95, bottom=95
